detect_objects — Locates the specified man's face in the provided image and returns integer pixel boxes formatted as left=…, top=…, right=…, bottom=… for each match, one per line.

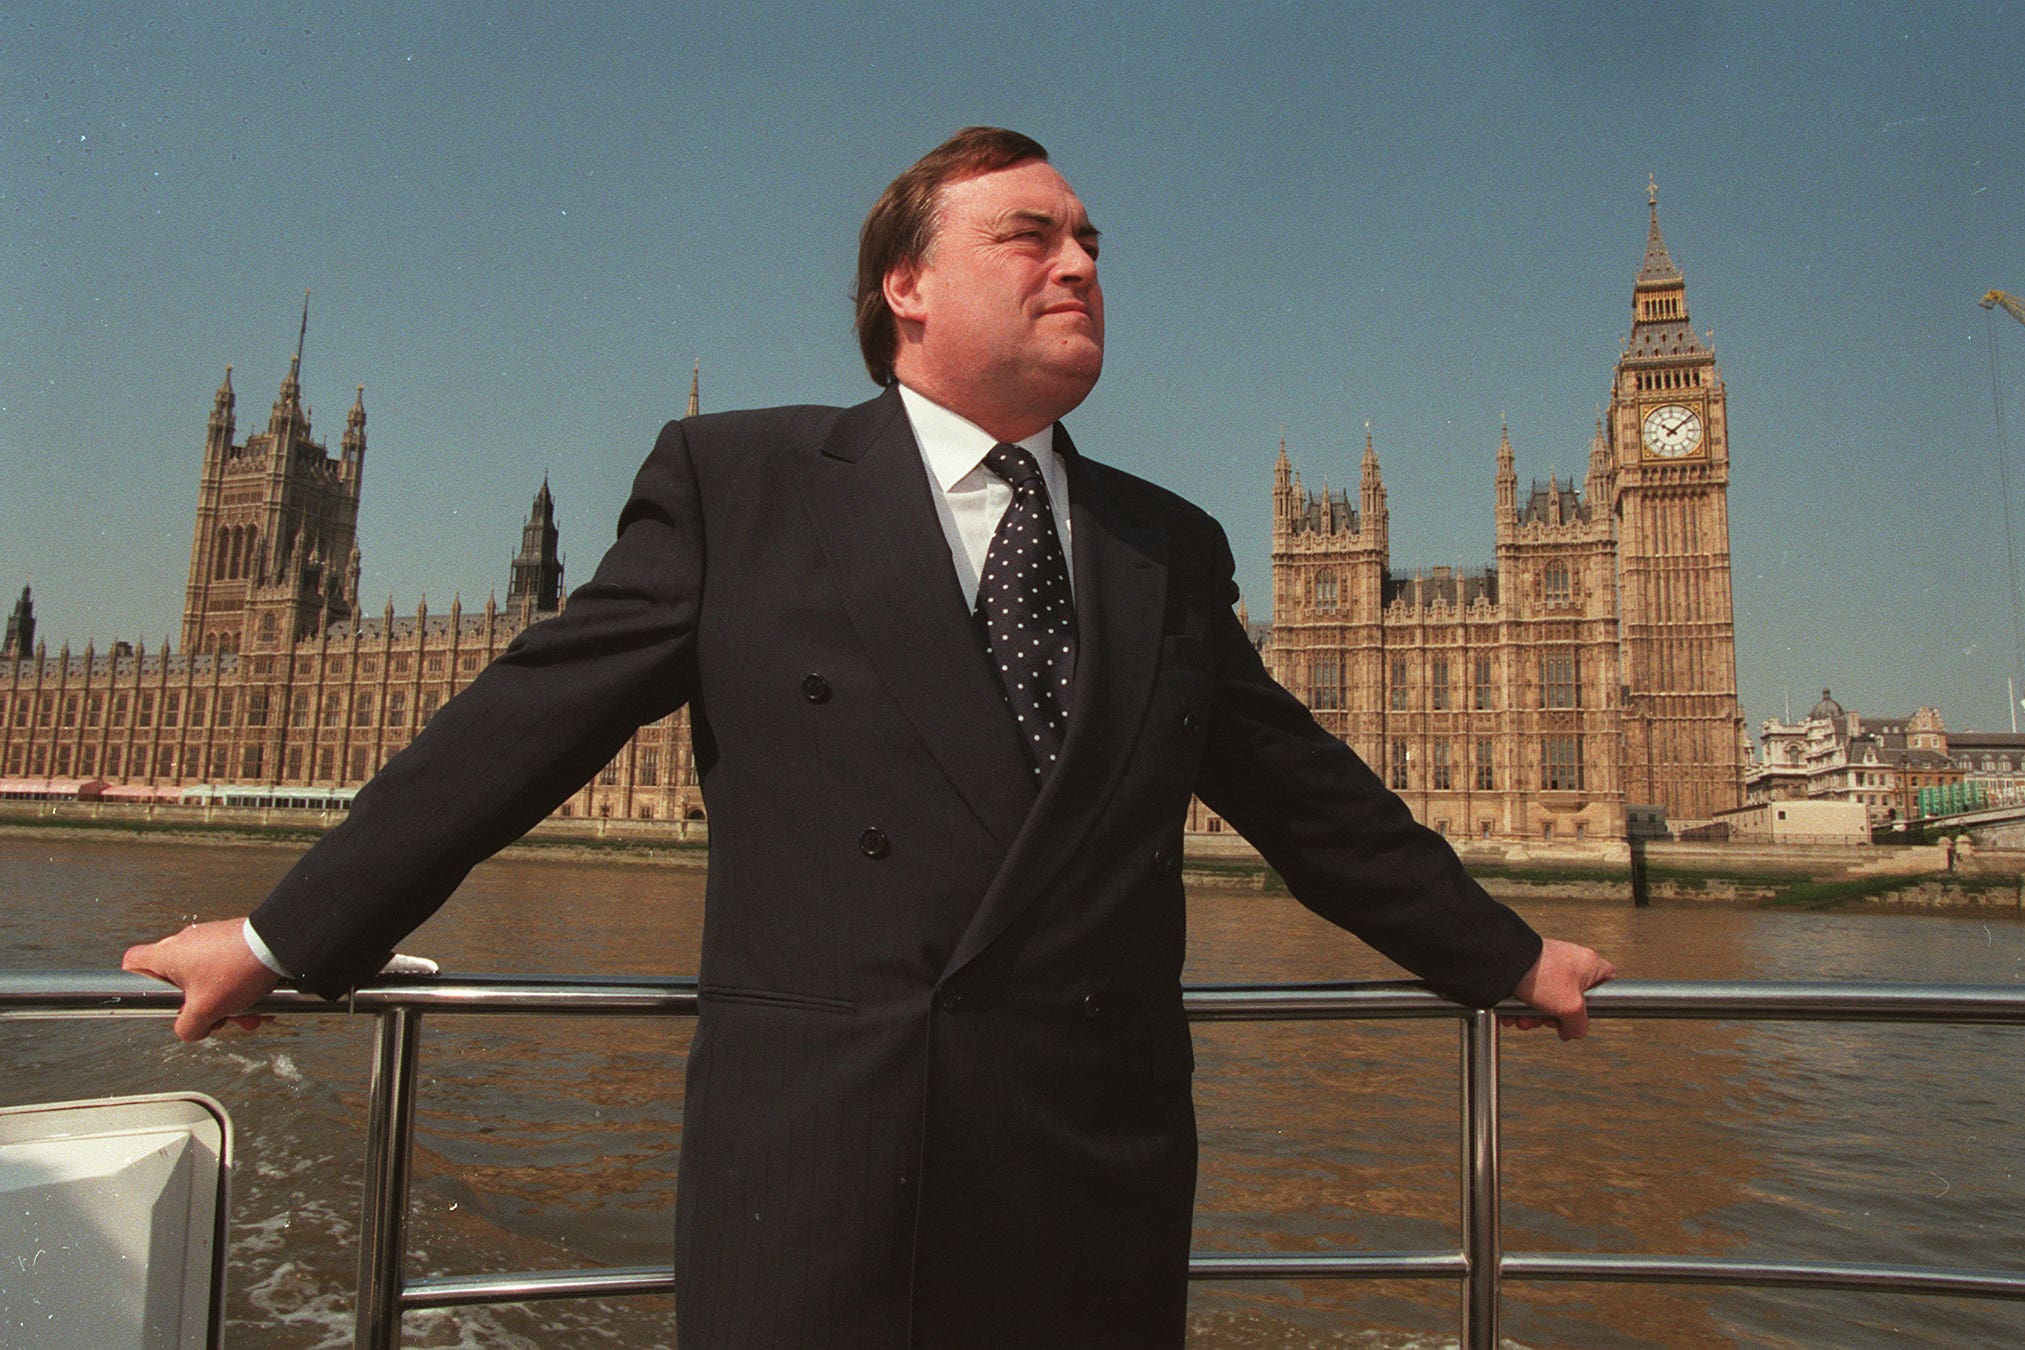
left=884, top=158, right=1104, bottom=439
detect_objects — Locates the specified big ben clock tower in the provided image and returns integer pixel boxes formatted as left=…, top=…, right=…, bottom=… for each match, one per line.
left=1608, top=181, right=1746, bottom=821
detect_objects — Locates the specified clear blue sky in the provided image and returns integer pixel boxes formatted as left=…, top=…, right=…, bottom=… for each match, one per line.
left=6, top=2, right=2024, bottom=736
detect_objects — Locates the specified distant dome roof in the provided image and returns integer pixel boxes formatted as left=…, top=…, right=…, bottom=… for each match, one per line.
left=1810, top=688, right=1844, bottom=720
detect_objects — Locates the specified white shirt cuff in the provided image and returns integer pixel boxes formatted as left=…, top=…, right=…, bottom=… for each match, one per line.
left=242, top=919, right=294, bottom=977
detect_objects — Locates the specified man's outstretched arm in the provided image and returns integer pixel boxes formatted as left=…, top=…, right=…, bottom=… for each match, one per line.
left=122, top=918, right=279, bottom=1043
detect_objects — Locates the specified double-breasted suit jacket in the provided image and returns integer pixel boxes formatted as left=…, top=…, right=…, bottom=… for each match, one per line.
left=253, top=385, right=1542, bottom=1348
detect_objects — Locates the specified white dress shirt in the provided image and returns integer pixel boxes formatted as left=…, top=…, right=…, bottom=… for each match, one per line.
left=896, top=384, right=1074, bottom=610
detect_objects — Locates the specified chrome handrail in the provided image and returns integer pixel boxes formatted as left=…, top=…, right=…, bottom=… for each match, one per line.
left=6, top=973, right=2024, bottom=1347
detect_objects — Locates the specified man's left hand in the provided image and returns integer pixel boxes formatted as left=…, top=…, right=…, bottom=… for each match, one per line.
left=1505, top=938, right=1616, bottom=1041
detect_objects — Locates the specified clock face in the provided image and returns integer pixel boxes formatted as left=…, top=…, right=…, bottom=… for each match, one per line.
left=1641, top=403, right=1704, bottom=459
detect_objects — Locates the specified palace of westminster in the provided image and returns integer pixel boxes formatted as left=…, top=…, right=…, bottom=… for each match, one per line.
left=2, top=193, right=1757, bottom=840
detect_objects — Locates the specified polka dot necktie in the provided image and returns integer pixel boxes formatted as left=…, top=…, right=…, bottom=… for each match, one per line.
left=976, top=443, right=1077, bottom=782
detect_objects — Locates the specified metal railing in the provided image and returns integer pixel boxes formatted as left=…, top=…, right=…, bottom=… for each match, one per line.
left=6, top=972, right=2025, bottom=1348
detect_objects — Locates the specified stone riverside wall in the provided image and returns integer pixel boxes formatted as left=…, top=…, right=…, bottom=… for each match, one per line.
left=5, top=801, right=2021, bottom=910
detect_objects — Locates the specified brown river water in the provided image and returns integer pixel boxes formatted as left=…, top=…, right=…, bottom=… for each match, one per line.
left=3, top=833, right=2023, bottom=1348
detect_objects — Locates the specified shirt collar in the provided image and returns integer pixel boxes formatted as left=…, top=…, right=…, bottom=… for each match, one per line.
left=896, top=383, right=1058, bottom=492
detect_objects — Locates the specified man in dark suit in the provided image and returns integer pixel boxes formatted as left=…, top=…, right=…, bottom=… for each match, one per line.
left=127, top=127, right=1613, bottom=1348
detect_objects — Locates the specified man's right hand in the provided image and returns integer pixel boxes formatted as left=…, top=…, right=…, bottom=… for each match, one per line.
left=122, top=918, right=281, bottom=1042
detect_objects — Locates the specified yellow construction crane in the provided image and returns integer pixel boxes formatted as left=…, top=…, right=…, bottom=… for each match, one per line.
left=1984, top=289, right=2025, bottom=325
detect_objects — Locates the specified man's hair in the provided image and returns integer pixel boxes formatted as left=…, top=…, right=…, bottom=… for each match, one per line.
left=853, top=126, right=1050, bottom=387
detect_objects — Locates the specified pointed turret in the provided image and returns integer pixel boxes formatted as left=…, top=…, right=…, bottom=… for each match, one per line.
left=1272, top=430, right=1296, bottom=532
left=1358, top=427, right=1387, bottom=547
left=1585, top=414, right=1611, bottom=502
left=269, top=354, right=309, bottom=439
left=2, top=585, right=32, bottom=659
left=507, top=477, right=565, bottom=617
left=1495, top=419, right=1518, bottom=521
left=1637, top=175, right=1683, bottom=285
left=208, top=366, right=237, bottom=454
left=342, top=384, right=366, bottom=458
left=687, top=362, right=701, bottom=418
left=1625, top=178, right=1704, bottom=355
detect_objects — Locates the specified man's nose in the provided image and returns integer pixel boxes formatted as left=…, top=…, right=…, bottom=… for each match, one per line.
left=1054, top=240, right=1096, bottom=284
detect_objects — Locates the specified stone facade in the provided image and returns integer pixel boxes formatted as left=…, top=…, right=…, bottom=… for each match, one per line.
left=1, top=360, right=704, bottom=823
left=1750, top=691, right=2025, bottom=826
left=1263, top=188, right=1747, bottom=841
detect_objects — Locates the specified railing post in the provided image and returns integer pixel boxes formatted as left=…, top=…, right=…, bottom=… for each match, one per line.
left=356, top=1006, right=421, bottom=1349
left=1460, top=1009, right=1500, bottom=1350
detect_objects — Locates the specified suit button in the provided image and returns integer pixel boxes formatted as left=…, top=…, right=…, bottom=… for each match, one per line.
left=801, top=674, right=831, bottom=703
left=938, top=987, right=965, bottom=1012
left=1152, top=846, right=1177, bottom=875
left=1181, top=712, right=1200, bottom=734
left=1081, top=991, right=1104, bottom=1019
left=858, top=827, right=890, bottom=859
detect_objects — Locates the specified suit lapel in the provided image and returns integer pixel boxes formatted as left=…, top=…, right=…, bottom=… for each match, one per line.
left=799, top=388, right=1035, bottom=850
left=943, top=436, right=1171, bottom=976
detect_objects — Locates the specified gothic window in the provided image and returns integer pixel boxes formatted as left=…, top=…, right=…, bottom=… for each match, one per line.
left=387, top=692, right=407, bottom=726
left=1476, top=739, right=1495, bottom=790
left=213, top=530, right=230, bottom=580
left=355, top=693, right=373, bottom=726
left=1543, top=563, right=1571, bottom=606
left=1431, top=659, right=1450, bottom=710
left=61, top=695, right=77, bottom=727
left=1541, top=653, right=1579, bottom=708
left=156, top=747, right=174, bottom=777
left=209, top=748, right=227, bottom=777
left=216, top=692, right=234, bottom=726
left=350, top=747, right=369, bottom=779
left=599, top=759, right=621, bottom=786
left=1315, top=569, right=1338, bottom=610
left=1390, top=739, right=1409, bottom=790
left=245, top=692, right=268, bottom=727
left=1390, top=658, right=1409, bottom=711
left=106, top=746, right=122, bottom=776
left=1542, top=736, right=1584, bottom=791
left=4, top=747, right=19, bottom=773
left=8, top=698, right=23, bottom=727
left=291, top=694, right=310, bottom=727
left=30, top=746, right=46, bottom=774
left=79, top=747, right=94, bottom=775
left=324, top=692, right=343, bottom=717
left=1432, top=740, right=1452, bottom=790
left=640, top=748, right=660, bottom=786
left=259, top=612, right=277, bottom=641
left=190, top=693, right=206, bottom=725
left=137, top=694, right=153, bottom=728
left=286, top=746, right=304, bottom=780
left=37, top=696, right=53, bottom=727
left=241, top=745, right=262, bottom=777
left=421, top=692, right=442, bottom=721
left=1310, top=656, right=1343, bottom=711
left=319, top=747, right=335, bottom=779
left=113, top=694, right=129, bottom=726
left=163, top=693, right=179, bottom=728
left=55, top=746, right=71, bottom=775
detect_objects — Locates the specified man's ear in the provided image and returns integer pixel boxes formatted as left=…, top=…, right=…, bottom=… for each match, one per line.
left=883, top=259, right=928, bottom=325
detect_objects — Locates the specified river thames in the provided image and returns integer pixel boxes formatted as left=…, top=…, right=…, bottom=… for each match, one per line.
left=4, top=833, right=2023, bottom=1348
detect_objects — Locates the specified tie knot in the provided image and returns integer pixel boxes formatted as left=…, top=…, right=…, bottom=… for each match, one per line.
left=984, top=443, right=1045, bottom=492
